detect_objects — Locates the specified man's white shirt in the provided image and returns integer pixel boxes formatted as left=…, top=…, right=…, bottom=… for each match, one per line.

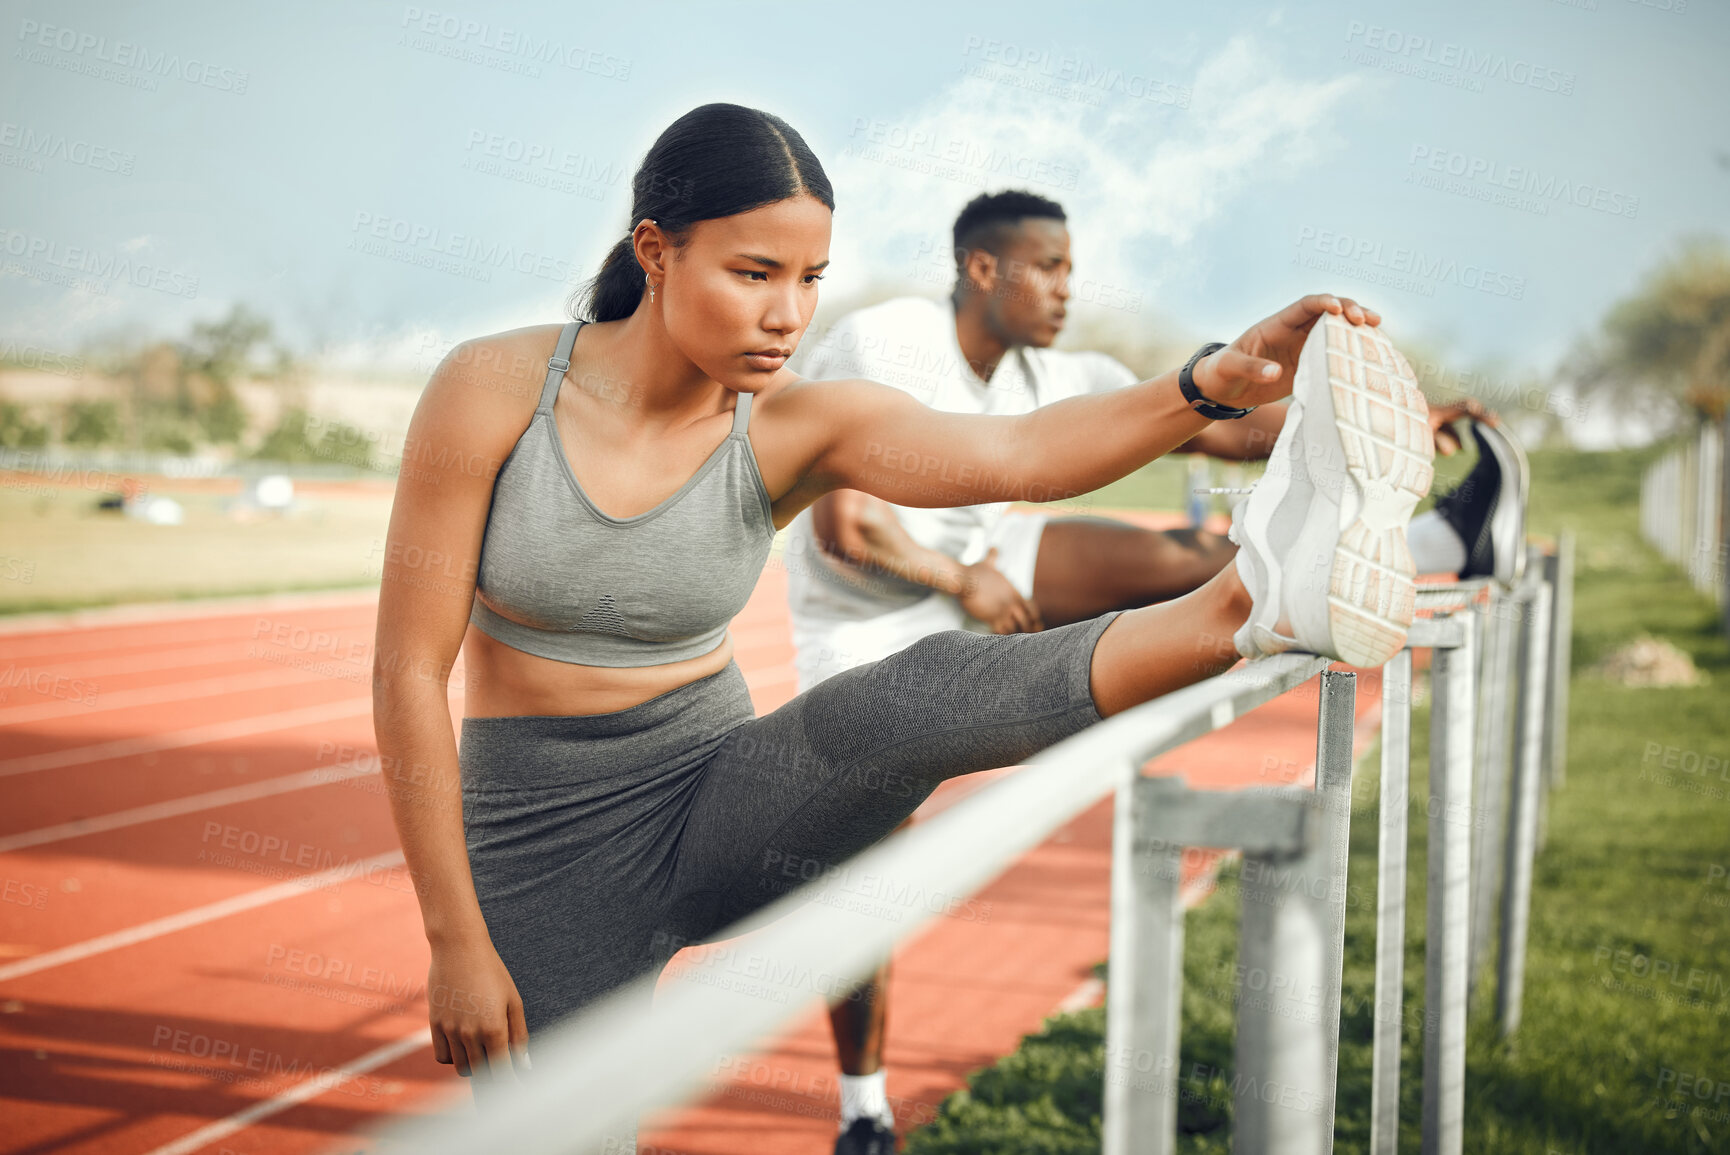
left=783, top=295, right=1140, bottom=639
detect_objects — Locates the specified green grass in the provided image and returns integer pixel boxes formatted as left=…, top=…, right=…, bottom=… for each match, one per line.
left=905, top=444, right=1730, bottom=1155
left=0, top=454, right=1202, bottom=617
left=1052, top=454, right=1196, bottom=516
left=0, top=477, right=392, bottom=614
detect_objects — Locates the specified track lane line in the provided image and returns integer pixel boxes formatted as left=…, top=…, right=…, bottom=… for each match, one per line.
left=139, top=1028, right=432, bottom=1155
left=0, top=848, right=406, bottom=981
left=1053, top=976, right=1104, bottom=1013
left=0, top=760, right=378, bottom=853
left=0, top=604, right=379, bottom=662
left=0, top=588, right=380, bottom=638
left=0, top=632, right=370, bottom=679
left=0, top=697, right=376, bottom=778
left=0, top=667, right=361, bottom=727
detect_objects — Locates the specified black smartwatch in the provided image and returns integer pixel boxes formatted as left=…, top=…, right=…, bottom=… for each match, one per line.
left=1179, top=341, right=1256, bottom=420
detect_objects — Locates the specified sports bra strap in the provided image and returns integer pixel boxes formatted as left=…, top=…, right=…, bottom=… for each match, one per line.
left=537, top=321, right=752, bottom=432
left=538, top=320, right=584, bottom=413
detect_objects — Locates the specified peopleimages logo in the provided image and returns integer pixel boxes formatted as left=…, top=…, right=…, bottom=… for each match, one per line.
left=0, top=340, right=84, bottom=378
left=0, top=122, right=135, bottom=174
left=398, top=7, right=631, bottom=79
left=1293, top=226, right=1527, bottom=300
left=0, top=228, right=199, bottom=298
left=844, top=118, right=1081, bottom=192
left=957, top=35, right=1191, bottom=109
left=1408, top=146, right=1640, bottom=219
left=462, top=130, right=627, bottom=185
left=1344, top=21, right=1576, bottom=95
left=348, top=210, right=576, bottom=283
left=15, top=19, right=249, bottom=93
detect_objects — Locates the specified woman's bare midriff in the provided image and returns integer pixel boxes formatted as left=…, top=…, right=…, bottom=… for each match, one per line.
left=459, top=621, right=736, bottom=718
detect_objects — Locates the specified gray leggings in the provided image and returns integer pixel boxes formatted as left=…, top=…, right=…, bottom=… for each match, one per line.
left=458, top=610, right=1121, bottom=1096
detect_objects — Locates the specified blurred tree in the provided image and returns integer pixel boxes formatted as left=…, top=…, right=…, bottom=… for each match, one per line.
left=63, top=399, right=123, bottom=447
left=119, top=342, right=184, bottom=452
left=0, top=400, right=49, bottom=449
left=251, top=406, right=316, bottom=463
left=174, top=303, right=292, bottom=444
left=248, top=406, right=372, bottom=469
left=140, top=412, right=197, bottom=455
left=88, top=303, right=301, bottom=454
left=1570, top=234, right=1730, bottom=429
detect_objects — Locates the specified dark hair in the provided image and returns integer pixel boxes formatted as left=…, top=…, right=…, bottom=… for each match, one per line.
left=950, top=188, right=1067, bottom=269
left=571, top=103, right=834, bottom=323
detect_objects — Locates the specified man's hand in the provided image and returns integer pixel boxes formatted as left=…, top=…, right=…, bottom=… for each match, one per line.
left=1426, top=398, right=1499, bottom=455
left=957, top=549, right=1044, bottom=634
left=1191, top=294, right=1382, bottom=411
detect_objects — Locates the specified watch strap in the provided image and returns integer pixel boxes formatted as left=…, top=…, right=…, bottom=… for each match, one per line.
left=1179, top=341, right=1255, bottom=420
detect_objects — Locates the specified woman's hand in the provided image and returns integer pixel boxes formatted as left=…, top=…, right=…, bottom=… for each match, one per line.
left=427, top=937, right=532, bottom=1082
left=957, top=548, right=1044, bottom=634
left=1191, top=294, right=1382, bottom=411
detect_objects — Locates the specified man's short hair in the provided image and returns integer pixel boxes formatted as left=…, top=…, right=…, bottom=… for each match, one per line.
left=951, top=189, right=1067, bottom=270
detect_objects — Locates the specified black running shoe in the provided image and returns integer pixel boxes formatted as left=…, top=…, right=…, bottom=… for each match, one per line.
left=835, top=1115, right=898, bottom=1155
left=1432, top=419, right=1528, bottom=585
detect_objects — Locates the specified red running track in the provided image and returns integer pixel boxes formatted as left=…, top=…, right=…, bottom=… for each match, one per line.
left=0, top=510, right=1383, bottom=1155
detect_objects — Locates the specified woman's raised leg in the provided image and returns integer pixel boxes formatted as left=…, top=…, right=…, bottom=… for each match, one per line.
left=663, top=561, right=1254, bottom=940
left=669, top=308, right=1433, bottom=939
left=1085, top=559, right=1251, bottom=717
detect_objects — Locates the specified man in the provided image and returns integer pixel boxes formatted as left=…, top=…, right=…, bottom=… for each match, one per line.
left=784, top=189, right=1522, bottom=1154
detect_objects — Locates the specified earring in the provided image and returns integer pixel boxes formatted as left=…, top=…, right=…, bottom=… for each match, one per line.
left=645, top=273, right=656, bottom=304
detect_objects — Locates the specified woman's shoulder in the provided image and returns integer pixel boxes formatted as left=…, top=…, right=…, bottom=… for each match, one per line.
left=413, top=322, right=572, bottom=466
left=445, top=322, right=573, bottom=385
left=430, top=321, right=581, bottom=401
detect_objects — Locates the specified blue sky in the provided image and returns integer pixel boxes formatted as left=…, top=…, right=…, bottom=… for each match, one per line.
left=3, top=0, right=1726, bottom=439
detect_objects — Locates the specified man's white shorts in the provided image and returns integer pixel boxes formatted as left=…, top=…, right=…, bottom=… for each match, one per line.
left=979, top=508, right=1047, bottom=600
left=791, top=510, right=1050, bottom=694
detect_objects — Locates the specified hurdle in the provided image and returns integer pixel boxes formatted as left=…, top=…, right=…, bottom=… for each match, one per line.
left=1640, top=416, right=1729, bottom=618
left=360, top=549, right=1575, bottom=1155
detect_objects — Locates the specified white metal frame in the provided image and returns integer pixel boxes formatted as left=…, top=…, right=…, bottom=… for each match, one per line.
left=361, top=545, right=1577, bottom=1155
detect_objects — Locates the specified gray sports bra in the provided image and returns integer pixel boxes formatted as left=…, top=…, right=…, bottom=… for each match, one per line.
left=467, top=320, right=778, bottom=666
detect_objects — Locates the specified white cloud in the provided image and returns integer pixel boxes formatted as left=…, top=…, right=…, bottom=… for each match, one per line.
left=0, top=284, right=154, bottom=353
left=822, top=35, right=1360, bottom=306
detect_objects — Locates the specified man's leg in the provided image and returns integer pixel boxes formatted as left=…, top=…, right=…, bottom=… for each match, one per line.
left=825, top=515, right=1235, bottom=1120
left=794, top=602, right=966, bottom=1145
left=1028, top=503, right=1482, bottom=632
left=828, top=810, right=902, bottom=1100
left=830, top=935, right=893, bottom=1073
left=1031, top=514, right=1238, bottom=628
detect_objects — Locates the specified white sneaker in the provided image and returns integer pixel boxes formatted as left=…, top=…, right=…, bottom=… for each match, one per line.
left=1229, top=313, right=1436, bottom=668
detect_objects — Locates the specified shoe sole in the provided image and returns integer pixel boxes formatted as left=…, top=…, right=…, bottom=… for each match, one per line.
left=1308, top=313, right=1435, bottom=667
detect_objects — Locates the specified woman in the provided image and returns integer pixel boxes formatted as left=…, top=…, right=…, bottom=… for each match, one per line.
left=369, top=102, right=1433, bottom=1119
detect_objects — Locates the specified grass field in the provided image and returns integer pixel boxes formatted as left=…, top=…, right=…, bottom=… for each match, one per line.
left=903, top=443, right=1730, bottom=1155
left=0, top=473, right=395, bottom=615
left=0, top=454, right=1204, bottom=617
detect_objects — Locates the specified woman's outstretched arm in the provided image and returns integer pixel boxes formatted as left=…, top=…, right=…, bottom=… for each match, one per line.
left=777, top=294, right=1378, bottom=511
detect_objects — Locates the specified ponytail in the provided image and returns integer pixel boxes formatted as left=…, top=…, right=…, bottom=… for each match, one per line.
left=579, top=234, right=648, bottom=324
